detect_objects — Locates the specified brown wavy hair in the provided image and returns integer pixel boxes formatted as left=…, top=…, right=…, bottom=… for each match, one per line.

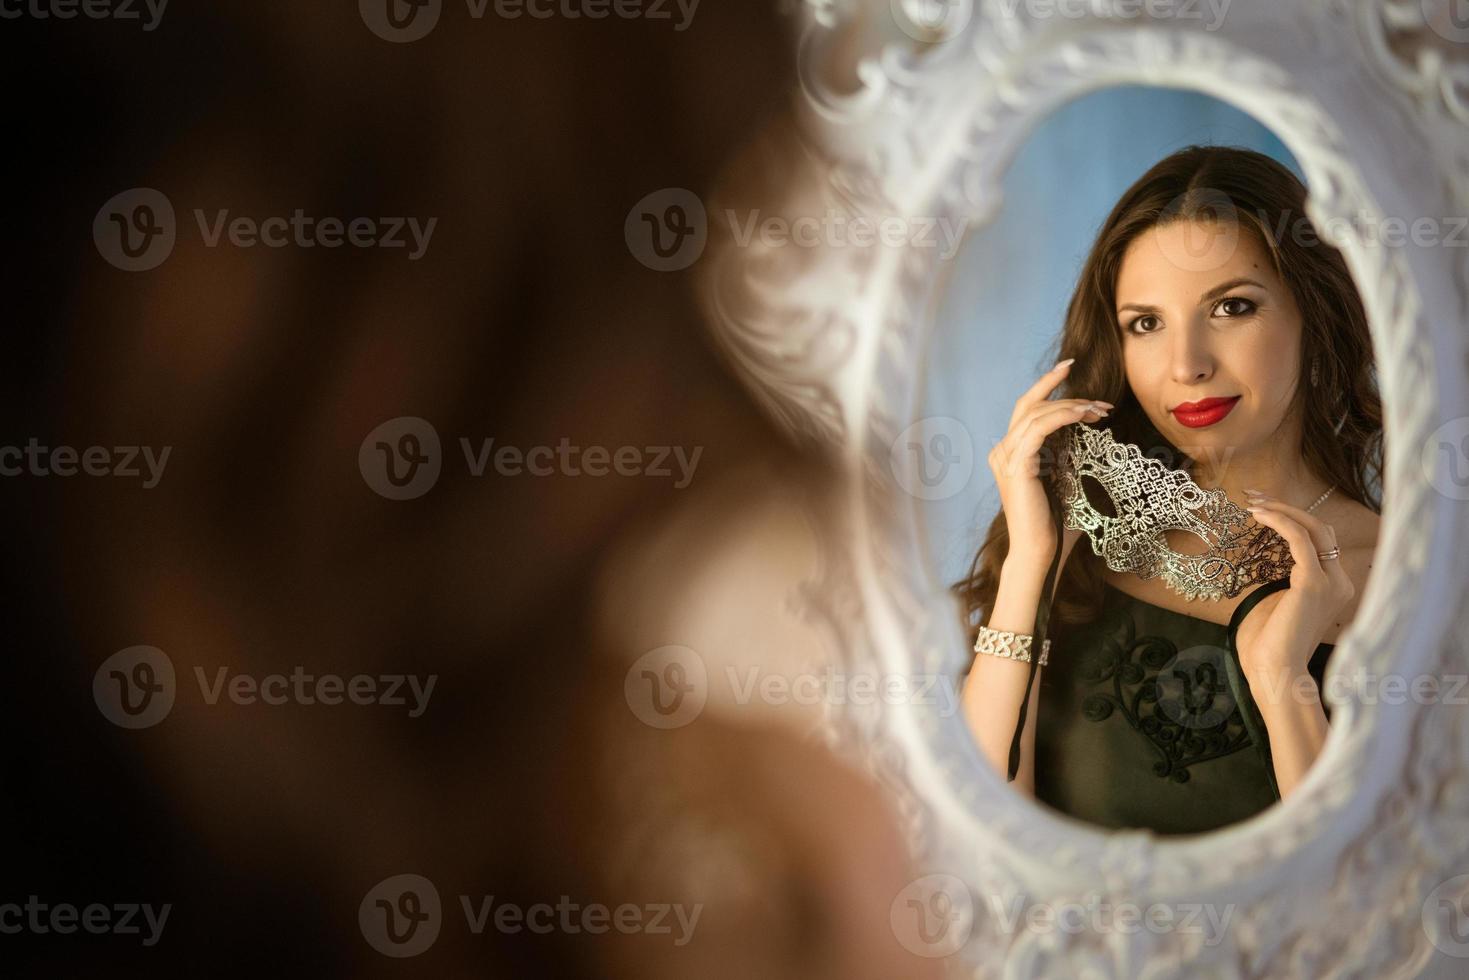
left=955, top=144, right=1384, bottom=631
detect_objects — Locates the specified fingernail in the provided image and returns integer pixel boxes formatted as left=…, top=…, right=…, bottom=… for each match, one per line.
left=1058, top=358, right=1076, bottom=368
left=1246, top=505, right=1266, bottom=512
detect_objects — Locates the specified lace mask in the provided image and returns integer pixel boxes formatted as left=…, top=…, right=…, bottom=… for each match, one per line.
left=1054, top=422, right=1294, bottom=601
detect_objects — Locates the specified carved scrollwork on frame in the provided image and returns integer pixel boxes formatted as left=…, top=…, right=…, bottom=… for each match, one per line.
left=702, top=1, right=1469, bottom=976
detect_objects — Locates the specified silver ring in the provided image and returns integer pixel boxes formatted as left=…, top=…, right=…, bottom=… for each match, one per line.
left=1317, top=547, right=1341, bottom=561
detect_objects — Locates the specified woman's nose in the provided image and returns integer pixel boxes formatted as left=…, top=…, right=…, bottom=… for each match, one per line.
left=1170, top=321, right=1214, bottom=384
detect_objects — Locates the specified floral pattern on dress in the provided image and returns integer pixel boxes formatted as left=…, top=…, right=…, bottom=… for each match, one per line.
left=1070, top=603, right=1252, bottom=783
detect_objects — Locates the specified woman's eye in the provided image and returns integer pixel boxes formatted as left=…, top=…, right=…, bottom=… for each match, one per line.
left=1126, top=314, right=1161, bottom=335
left=1214, top=296, right=1257, bottom=318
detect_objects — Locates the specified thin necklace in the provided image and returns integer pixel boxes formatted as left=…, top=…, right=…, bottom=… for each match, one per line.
left=1306, top=484, right=1336, bottom=513
left=1206, top=481, right=1337, bottom=511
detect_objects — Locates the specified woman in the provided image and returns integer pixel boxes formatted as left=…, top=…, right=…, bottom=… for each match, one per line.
left=957, top=145, right=1383, bottom=836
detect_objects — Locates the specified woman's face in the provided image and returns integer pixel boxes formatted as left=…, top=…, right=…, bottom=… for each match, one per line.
left=1114, top=219, right=1305, bottom=466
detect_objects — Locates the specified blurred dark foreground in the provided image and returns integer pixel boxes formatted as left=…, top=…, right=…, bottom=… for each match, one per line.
left=2, top=4, right=940, bottom=978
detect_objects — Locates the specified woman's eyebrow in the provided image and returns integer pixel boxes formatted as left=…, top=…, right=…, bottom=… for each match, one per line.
left=1116, top=277, right=1268, bottom=316
left=1199, top=276, right=1268, bottom=303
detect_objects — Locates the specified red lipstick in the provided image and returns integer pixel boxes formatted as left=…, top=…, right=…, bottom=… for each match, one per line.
left=1171, top=395, right=1241, bottom=428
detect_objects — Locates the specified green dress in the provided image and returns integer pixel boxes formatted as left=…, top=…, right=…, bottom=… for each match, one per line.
left=1027, top=576, right=1334, bottom=836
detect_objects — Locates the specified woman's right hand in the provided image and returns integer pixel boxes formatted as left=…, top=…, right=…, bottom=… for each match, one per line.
left=988, top=358, right=1111, bottom=572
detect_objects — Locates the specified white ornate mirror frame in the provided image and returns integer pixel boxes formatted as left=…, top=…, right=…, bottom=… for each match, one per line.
left=703, top=0, right=1469, bottom=974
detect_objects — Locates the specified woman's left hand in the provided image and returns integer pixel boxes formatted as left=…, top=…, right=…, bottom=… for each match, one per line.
left=1234, top=490, right=1356, bottom=678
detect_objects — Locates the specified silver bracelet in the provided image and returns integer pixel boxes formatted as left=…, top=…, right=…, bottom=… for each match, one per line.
left=973, top=624, right=1051, bottom=666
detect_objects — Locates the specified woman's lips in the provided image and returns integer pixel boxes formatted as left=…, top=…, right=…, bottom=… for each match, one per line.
left=1171, top=395, right=1241, bottom=428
